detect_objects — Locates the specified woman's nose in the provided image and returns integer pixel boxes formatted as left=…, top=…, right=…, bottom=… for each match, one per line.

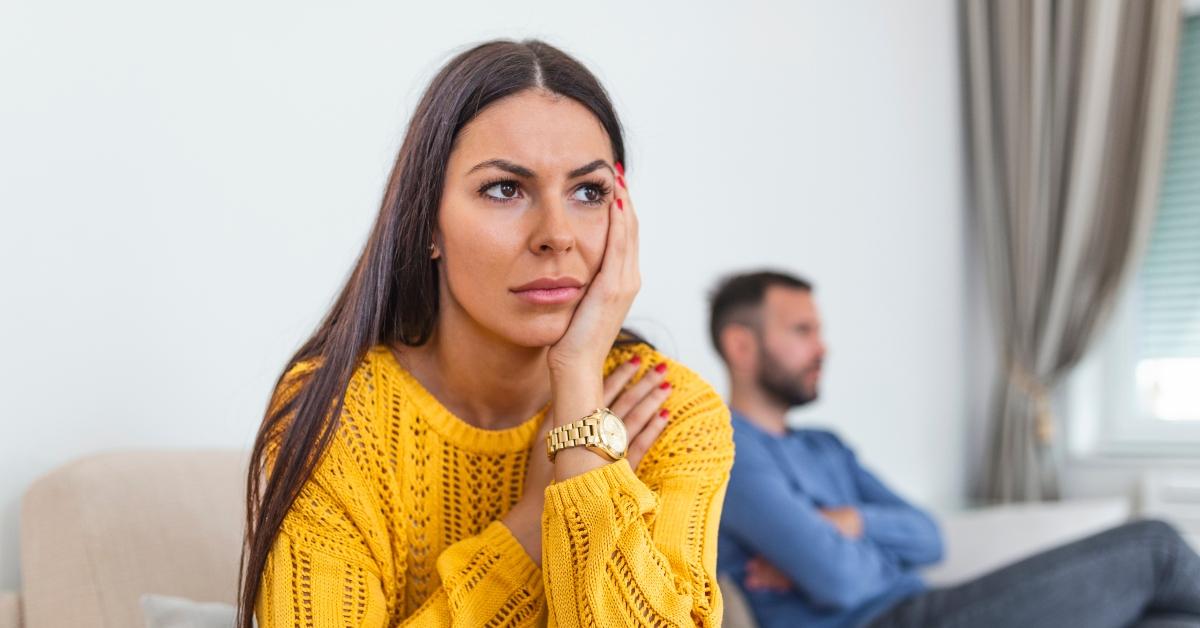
left=530, top=201, right=576, bottom=254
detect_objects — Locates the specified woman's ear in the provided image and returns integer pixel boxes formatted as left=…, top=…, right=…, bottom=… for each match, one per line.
left=430, top=232, right=443, bottom=260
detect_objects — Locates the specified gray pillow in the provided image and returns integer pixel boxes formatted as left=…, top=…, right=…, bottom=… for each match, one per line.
left=139, top=594, right=254, bottom=628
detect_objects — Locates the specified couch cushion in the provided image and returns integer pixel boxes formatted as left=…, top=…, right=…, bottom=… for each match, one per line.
left=20, top=450, right=247, bottom=628
left=140, top=593, right=241, bottom=628
left=922, top=496, right=1130, bottom=586
left=719, top=573, right=760, bottom=628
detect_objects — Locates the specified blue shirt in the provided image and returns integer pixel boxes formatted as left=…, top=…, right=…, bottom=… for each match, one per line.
left=717, top=412, right=944, bottom=628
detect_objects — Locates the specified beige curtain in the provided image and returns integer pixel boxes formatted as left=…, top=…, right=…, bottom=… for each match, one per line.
left=963, top=0, right=1183, bottom=502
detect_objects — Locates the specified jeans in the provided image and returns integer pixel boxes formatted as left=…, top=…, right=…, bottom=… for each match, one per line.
left=866, top=519, right=1200, bottom=628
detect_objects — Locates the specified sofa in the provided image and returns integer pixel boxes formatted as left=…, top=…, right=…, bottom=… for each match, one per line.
left=7, top=450, right=248, bottom=628
left=719, top=496, right=1133, bottom=628
left=0, top=450, right=1131, bottom=628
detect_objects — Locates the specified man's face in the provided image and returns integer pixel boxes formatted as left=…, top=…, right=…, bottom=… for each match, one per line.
left=755, top=286, right=826, bottom=408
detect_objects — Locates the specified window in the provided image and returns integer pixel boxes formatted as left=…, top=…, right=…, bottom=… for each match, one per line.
left=1067, top=13, right=1200, bottom=456
left=1136, top=14, right=1200, bottom=425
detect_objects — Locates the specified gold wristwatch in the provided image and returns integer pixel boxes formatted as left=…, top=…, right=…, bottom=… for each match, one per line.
left=546, top=408, right=628, bottom=462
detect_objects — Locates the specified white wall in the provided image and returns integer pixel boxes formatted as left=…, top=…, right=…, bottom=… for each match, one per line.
left=0, top=0, right=968, bottom=590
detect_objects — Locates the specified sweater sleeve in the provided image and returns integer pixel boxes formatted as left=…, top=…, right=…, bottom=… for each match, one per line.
left=396, top=522, right=544, bottom=626
left=256, top=357, right=546, bottom=627
left=540, top=362, right=734, bottom=627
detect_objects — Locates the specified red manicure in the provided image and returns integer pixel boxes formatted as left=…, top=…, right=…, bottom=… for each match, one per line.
left=654, top=363, right=667, bottom=373
left=615, top=161, right=625, bottom=176
left=629, top=355, right=642, bottom=365
left=617, top=175, right=626, bottom=189
left=659, top=409, right=670, bottom=418
left=616, top=198, right=624, bottom=210
left=659, top=382, right=671, bottom=390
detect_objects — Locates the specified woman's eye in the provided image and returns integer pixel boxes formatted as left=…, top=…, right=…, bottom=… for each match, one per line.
left=483, top=181, right=520, bottom=200
left=572, top=185, right=604, bottom=204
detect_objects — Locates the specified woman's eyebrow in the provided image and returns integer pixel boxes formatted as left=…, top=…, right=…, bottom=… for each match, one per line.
left=566, top=159, right=612, bottom=179
left=466, top=158, right=613, bottom=179
left=467, top=159, right=535, bottom=178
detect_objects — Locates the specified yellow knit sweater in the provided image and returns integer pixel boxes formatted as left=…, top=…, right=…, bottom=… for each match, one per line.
left=255, top=342, right=734, bottom=627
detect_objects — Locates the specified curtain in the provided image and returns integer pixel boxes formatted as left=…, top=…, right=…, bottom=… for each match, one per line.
left=963, top=0, right=1183, bottom=502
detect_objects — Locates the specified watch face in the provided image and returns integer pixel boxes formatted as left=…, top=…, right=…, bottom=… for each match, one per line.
left=599, top=413, right=627, bottom=454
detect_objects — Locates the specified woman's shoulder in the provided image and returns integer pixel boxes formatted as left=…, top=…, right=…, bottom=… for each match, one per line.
left=270, top=347, right=393, bottom=441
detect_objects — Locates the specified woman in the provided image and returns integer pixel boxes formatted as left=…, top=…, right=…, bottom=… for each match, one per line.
left=237, top=39, right=735, bottom=627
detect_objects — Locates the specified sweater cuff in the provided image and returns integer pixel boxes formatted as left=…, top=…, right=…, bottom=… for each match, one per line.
left=544, top=459, right=657, bottom=519
left=475, top=520, right=544, bottom=593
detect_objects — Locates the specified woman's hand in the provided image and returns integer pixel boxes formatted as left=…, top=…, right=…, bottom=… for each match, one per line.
left=503, top=352, right=672, bottom=564
left=605, top=357, right=672, bottom=470
left=545, top=163, right=639, bottom=425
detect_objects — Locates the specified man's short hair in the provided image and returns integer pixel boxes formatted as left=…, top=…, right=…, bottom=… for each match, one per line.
left=708, top=270, right=813, bottom=362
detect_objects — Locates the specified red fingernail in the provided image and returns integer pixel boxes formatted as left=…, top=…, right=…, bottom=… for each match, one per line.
left=615, top=161, right=625, bottom=176
left=654, top=363, right=667, bottom=373
left=659, top=382, right=671, bottom=390
left=629, top=355, right=642, bottom=365
left=659, top=409, right=670, bottom=418
left=616, top=198, right=624, bottom=210
left=617, top=175, right=626, bottom=189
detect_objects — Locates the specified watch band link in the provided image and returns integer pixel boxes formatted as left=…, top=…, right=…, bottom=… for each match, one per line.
left=547, top=417, right=602, bottom=460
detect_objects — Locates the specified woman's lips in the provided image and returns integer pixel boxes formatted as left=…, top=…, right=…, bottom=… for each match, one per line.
left=512, top=286, right=582, bottom=305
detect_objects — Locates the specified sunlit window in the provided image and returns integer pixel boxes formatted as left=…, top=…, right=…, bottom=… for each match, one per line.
left=1137, top=358, right=1200, bottom=422
left=1135, top=15, right=1200, bottom=425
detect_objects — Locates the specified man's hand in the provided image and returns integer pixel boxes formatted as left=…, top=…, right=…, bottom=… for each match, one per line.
left=819, top=506, right=864, bottom=539
left=744, top=555, right=793, bottom=592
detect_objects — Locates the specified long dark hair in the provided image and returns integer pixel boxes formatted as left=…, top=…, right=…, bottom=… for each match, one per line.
left=236, top=39, right=642, bottom=626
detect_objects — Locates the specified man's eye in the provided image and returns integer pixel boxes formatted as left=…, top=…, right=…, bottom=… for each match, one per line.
left=484, top=181, right=520, bottom=200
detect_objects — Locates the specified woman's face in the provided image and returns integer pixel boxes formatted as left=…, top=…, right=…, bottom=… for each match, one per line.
left=435, top=89, right=617, bottom=348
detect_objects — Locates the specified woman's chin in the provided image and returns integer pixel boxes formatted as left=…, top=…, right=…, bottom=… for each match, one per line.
left=502, top=316, right=572, bottom=349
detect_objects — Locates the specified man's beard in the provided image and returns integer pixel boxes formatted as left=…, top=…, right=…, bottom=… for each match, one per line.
left=756, top=346, right=820, bottom=409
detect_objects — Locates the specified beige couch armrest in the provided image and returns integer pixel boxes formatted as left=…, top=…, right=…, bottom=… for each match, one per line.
left=20, top=450, right=248, bottom=628
left=922, top=497, right=1131, bottom=586
left=0, top=591, right=21, bottom=628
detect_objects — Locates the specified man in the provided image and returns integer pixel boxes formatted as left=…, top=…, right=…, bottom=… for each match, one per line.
left=712, top=270, right=1200, bottom=628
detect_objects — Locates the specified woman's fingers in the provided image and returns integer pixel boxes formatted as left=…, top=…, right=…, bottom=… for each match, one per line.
left=613, top=163, right=640, bottom=293
left=610, top=363, right=668, bottom=418
left=622, top=379, right=672, bottom=441
left=624, top=173, right=639, bottom=271
left=596, top=160, right=634, bottom=306
left=607, top=359, right=671, bottom=469
left=602, top=356, right=643, bottom=405
left=598, top=184, right=628, bottom=299
left=626, top=406, right=669, bottom=470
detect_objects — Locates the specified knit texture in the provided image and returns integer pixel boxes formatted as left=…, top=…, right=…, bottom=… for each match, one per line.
left=255, top=343, right=734, bottom=627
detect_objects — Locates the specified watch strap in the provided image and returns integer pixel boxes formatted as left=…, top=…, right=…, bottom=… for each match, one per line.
left=546, top=408, right=621, bottom=461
